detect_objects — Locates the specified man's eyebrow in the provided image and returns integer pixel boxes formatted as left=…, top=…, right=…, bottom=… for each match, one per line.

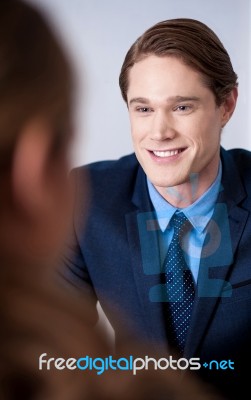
left=129, top=97, right=150, bottom=106
left=171, top=96, right=200, bottom=102
left=128, top=96, right=200, bottom=106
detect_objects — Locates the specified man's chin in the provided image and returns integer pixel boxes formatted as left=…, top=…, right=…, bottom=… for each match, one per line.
left=147, top=175, right=188, bottom=190
left=142, top=161, right=190, bottom=188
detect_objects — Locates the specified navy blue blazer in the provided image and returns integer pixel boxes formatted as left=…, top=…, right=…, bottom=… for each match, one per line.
left=63, top=147, right=251, bottom=399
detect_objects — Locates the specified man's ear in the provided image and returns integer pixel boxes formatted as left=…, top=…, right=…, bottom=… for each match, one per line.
left=12, top=117, right=52, bottom=218
left=221, top=87, right=238, bottom=127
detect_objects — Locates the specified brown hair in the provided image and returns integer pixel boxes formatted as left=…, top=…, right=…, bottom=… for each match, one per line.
left=0, top=0, right=73, bottom=170
left=119, top=18, right=238, bottom=106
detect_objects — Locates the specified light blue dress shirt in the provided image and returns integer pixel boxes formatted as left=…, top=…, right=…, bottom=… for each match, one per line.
left=147, top=163, right=222, bottom=283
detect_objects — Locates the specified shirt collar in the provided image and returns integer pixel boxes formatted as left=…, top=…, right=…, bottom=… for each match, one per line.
left=147, top=161, right=222, bottom=234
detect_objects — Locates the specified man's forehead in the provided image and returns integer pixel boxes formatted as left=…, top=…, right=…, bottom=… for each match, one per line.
left=128, top=55, right=204, bottom=84
left=126, top=56, right=211, bottom=104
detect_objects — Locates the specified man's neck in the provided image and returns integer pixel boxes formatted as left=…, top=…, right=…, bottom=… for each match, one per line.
left=154, top=162, right=220, bottom=208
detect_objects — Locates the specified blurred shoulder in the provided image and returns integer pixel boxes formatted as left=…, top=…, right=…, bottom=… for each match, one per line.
left=73, top=153, right=139, bottom=186
left=71, top=153, right=140, bottom=206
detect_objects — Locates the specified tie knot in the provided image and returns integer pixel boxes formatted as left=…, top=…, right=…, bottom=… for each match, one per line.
left=171, top=212, right=189, bottom=235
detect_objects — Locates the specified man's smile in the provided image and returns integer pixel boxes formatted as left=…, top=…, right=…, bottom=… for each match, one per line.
left=147, top=147, right=187, bottom=162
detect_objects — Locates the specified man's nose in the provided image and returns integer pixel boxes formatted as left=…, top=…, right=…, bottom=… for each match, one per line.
left=150, top=110, right=176, bottom=141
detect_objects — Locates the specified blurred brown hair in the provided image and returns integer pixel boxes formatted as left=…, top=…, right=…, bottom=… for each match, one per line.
left=0, top=0, right=73, bottom=172
left=119, top=18, right=238, bottom=106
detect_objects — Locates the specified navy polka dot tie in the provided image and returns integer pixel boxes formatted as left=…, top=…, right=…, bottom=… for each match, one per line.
left=164, top=212, right=195, bottom=354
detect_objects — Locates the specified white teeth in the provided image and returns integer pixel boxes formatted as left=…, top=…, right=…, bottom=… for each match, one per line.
left=153, top=150, right=180, bottom=158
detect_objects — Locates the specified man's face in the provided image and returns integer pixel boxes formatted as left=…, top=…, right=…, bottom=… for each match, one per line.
left=127, top=55, right=227, bottom=192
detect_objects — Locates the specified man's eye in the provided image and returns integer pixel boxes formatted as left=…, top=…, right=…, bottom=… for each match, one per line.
left=174, top=105, right=191, bottom=112
left=137, top=107, right=152, bottom=113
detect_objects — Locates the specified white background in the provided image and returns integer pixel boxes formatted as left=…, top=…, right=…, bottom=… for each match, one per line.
left=28, top=0, right=251, bottom=168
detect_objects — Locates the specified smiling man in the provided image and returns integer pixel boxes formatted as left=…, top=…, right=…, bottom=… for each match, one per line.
left=63, top=19, right=251, bottom=399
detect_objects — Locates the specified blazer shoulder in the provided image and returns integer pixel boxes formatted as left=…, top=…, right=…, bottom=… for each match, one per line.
left=226, top=148, right=251, bottom=181
left=227, top=148, right=251, bottom=163
left=221, top=148, right=251, bottom=204
left=72, top=154, right=140, bottom=208
left=74, top=153, right=138, bottom=182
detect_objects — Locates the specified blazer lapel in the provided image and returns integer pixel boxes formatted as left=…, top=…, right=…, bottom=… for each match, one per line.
left=125, top=167, right=169, bottom=353
left=185, top=148, right=249, bottom=358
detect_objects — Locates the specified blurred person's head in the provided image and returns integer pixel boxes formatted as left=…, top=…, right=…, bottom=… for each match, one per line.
left=0, top=3, right=101, bottom=398
left=0, top=0, right=76, bottom=268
